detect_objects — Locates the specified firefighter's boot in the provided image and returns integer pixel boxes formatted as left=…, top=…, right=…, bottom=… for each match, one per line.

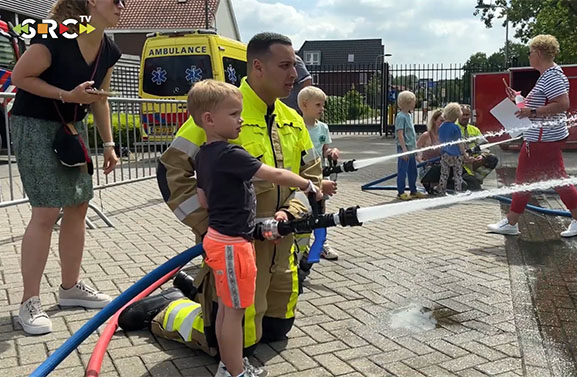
left=118, top=287, right=185, bottom=331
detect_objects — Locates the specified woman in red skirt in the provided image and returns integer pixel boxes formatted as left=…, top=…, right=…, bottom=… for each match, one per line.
left=488, top=34, right=577, bottom=237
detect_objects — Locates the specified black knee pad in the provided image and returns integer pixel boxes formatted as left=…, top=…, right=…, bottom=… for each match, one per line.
left=483, top=154, right=499, bottom=169
left=260, top=316, right=295, bottom=342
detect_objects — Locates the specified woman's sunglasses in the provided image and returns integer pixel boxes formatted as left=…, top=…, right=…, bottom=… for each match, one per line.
left=113, top=0, right=126, bottom=6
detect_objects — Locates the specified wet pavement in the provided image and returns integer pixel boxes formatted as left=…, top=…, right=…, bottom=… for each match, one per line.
left=495, top=146, right=577, bottom=376
left=1, top=135, right=577, bottom=376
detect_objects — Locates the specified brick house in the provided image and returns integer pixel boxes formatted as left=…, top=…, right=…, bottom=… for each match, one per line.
left=297, top=39, right=384, bottom=96
left=107, top=0, right=241, bottom=56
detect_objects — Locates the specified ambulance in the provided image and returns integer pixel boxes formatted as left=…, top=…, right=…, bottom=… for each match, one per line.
left=472, top=65, right=577, bottom=150
left=138, top=30, right=246, bottom=145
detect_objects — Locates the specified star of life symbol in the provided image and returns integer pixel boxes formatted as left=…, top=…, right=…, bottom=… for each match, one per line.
left=152, top=67, right=167, bottom=85
left=185, top=66, right=203, bottom=84
left=226, top=65, right=237, bottom=84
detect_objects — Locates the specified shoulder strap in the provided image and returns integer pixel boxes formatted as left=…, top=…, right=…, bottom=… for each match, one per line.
left=53, top=38, right=105, bottom=125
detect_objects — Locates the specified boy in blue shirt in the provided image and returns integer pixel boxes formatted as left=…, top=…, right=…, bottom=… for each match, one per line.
left=395, top=91, right=426, bottom=200
left=295, top=86, right=340, bottom=264
left=436, top=102, right=467, bottom=194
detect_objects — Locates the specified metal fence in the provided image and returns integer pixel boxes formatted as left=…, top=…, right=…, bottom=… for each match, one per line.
left=110, top=55, right=141, bottom=99
left=0, top=62, right=509, bottom=209
left=309, top=63, right=505, bottom=136
left=0, top=93, right=187, bottom=222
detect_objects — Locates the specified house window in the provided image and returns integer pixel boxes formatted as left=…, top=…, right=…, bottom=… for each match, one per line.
left=348, top=54, right=355, bottom=63
left=311, top=73, right=319, bottom=85
left=304, top=51, right=320, bottom=65
left=359, top=72, right=367, bottom=85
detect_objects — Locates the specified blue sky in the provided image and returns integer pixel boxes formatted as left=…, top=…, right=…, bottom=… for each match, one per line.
left=232, top=0, right=518, bottom=65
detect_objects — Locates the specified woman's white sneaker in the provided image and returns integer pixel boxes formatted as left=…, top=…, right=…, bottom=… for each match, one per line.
left=18, top=296, right=52, bottom=335
left=59, top=280, right=111, bottom=309
left=487, top=218, right=520, bottom=235
left=561, top=219, right=577, bottom=238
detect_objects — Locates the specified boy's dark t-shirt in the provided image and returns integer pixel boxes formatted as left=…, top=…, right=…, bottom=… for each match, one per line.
left=195, top=141, right=263, bottom=240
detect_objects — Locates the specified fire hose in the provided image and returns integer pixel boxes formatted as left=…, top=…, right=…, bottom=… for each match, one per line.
left=322, top=158, right=357, bottom=177
left=254, top=205, right=363, bottom=241
left=253, top=186, right=363, bottom=263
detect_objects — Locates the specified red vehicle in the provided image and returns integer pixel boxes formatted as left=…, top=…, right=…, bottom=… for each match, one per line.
left=472, top=65, right=577, bottom=150
left=0, top=19, right=25, bottom=152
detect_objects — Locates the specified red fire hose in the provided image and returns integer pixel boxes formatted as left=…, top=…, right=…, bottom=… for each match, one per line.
left=85, top=267, right=181, bottom=377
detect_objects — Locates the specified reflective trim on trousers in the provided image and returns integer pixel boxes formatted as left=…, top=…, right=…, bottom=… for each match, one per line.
left=177, top=306, right=202, bottom=341
left=163, top=299, right=198, bottom=331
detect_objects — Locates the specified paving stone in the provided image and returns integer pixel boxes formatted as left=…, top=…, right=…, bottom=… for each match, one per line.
left=114, top=356, right=149, bottom=377
left=440, top=354, right=488, bottom=372
left=301, top=340, right=348, bottom=357
left=0, top=136, right=567, bottom=376
left=280, top=348, right=319, bottom=370
left=347, top=358, right=392, bottom=377
left=313, top=353, right=355, bottom=375
left=418, top=365, right=459, bottom=377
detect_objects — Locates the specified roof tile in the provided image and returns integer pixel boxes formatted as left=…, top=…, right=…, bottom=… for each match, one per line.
left=110, top=0, right=219, bottom=30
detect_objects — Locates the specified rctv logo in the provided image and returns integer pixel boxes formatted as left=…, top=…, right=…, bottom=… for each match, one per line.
left=14, top=16, right=95, bottom=39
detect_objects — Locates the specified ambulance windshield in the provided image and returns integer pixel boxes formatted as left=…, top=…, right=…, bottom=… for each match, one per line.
left=143, top=55, right=213, bottom=97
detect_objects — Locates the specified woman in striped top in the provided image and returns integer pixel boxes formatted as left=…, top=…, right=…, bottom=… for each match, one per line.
left=488, top=34, right=577, bottom=238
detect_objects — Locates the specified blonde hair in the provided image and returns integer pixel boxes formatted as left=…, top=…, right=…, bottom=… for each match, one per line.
left=51, top=0, right=90, bottom=33
left=427, top=109, right=443, bottom=131
left=298, top=86, right=327, bottom=109
left=187, top=80, right=242, bottom=126
left=443, top=102, right=462, bottom=123
left=529, top=34, right=560, bottom=59
left=397, top=91, right=416, bottom=110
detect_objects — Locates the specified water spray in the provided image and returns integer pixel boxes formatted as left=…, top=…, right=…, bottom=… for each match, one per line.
left=352, top=115, right=577, bottom=171
left=254, top=176, right=577, bottom=259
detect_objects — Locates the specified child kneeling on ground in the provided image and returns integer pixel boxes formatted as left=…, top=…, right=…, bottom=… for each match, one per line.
left=191, top=80, right=322, bottom=377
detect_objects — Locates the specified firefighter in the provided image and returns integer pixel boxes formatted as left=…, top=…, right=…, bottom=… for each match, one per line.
left=150, top=32, right=322, bottom=357
left=456, top=104, right=499, bottom=191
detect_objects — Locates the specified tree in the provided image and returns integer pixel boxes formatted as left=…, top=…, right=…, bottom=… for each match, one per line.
left=487, top=43, right=530, bottom=67
left=473, top=0, right=577, bottom=63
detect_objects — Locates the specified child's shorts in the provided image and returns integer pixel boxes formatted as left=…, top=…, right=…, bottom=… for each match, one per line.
left=203, top=227, right=257, bottom=309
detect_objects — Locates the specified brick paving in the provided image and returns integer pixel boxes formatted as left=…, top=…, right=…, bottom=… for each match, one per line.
left=0, top=135, right=576, bottom=376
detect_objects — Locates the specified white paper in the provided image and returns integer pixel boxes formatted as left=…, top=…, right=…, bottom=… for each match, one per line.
left=489, top=98, right=533, bottom=138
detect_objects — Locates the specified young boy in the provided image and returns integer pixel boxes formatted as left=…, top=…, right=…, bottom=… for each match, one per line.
left=395, top=91, right=426, bottom=200
left=297, top=86, right=339, bottom=260
left=191, top=80, right=322, bottom=377
left=436, top=102, right=467, bottom=195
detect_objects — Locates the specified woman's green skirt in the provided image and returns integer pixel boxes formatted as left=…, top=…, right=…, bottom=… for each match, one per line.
left=11, top=115, right=93, bottom=208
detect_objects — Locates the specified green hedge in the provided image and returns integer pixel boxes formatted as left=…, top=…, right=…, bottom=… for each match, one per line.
left=323, top=96, right=347, bottom=124
left=343, top=89, right=372, bottom=120
left=84, top=113, right=141, bottom=150
left=323, top=90, right=375, bottom=124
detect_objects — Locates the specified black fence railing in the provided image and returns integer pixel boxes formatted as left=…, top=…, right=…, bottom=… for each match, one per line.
left=308, top=64, right=382, bottom=134
left=308, top=63, right=506, bottom=136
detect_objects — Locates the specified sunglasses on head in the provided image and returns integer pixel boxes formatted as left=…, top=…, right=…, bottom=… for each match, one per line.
left=113, top=0, right=126, bottom=6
